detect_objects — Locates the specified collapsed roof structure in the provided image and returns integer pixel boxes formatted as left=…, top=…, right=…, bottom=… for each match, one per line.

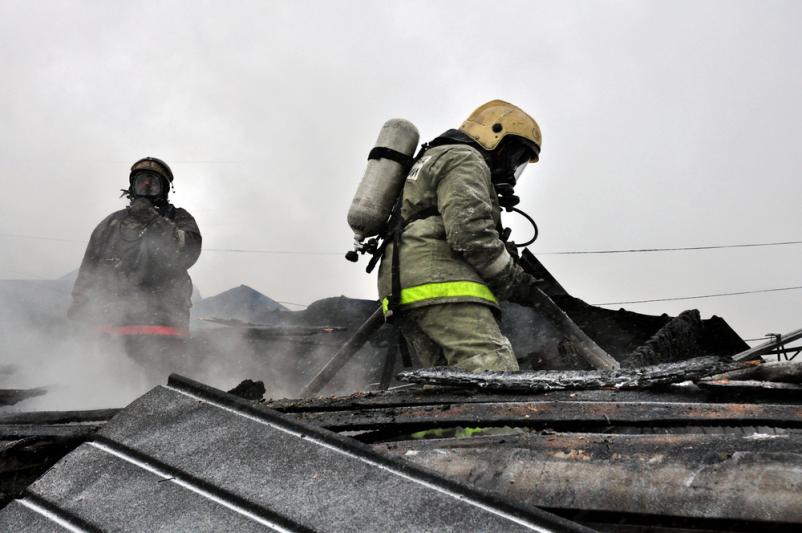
left=1, top=255, right=801, bottom=531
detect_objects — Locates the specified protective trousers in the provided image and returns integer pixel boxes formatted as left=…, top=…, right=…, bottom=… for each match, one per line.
left=395, top=303, right=519, bottom=372
left=122, top=335, right=189, bottom=384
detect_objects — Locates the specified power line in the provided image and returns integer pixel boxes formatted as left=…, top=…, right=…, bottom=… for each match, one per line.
left=276, top=300, right=309, bottom=309
left=539, top=240, right=802, bottom=255
left=203, top=248, right=341, bottom=256
left=4, top=232, right=802, bottom=256
left=593, top=285, right=802, bottom=306
left=0, top=233, right=85, bottom=243
left=0, top=235, right=343, bottom=255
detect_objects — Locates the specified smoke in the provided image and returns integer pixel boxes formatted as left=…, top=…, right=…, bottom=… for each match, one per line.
left=184, top=309, right=389, bottom=400
left=0, top=275, right=391, bottom=412
left=0, top=310, right=150, bottom=411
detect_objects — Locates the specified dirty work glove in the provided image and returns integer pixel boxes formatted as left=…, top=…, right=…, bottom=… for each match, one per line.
left=129, top=197, right=159, bottom=224
left=506, top=274, right=544, bottom=306
left=504, top=241, right=520, bottom=263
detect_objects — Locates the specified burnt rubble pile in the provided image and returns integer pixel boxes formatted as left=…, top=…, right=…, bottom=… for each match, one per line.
left=2, top=366, right=802, bottom=528
left=2, top=363, right=801, bottom=530
left=2, top=258, right=802, bottom=530
left=0, top=254, right=749, bottom=401
left=189, top=272, right=749, bottom=396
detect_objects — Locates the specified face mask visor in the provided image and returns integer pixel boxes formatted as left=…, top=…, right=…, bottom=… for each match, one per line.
left=498, top=138, right=535, bottom=185
left=513, top=161, right=529, bottom=183
left=132, top=172, right=164, bottom=198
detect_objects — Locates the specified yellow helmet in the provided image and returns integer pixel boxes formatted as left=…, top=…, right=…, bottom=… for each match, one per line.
left=130, top=156, right=174, bottom=183
left=459, top=99, right=541, bottom=162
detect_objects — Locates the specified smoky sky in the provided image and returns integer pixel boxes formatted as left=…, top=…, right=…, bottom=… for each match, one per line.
left=1, top=0, right=801, bottom=341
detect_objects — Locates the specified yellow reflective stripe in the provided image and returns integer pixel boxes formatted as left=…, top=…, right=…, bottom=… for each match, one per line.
left=381, top=281, right=497, bottom=313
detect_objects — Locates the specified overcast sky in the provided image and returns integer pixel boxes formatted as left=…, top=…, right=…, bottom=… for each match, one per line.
left=1, top=0, right=800, bottom=342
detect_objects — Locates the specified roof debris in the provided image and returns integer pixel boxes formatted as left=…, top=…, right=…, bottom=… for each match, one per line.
left=2, top=259, right=801, bottom=530
left=0, top=375, right=586, bottom=532
left=396, top=356, right=758, bottom=392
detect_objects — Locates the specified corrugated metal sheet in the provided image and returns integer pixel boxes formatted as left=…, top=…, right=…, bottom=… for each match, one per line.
left=0, top=375, right=586, bottom=532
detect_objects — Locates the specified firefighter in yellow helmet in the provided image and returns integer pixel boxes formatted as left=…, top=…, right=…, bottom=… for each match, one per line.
left=378, top=100, right=542, bottom=372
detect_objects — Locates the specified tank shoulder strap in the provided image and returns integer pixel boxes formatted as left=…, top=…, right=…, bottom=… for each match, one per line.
left=368, top=146, right=414, bottom=168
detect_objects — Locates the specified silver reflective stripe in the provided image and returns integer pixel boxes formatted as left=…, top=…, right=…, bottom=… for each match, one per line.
left=176, top=229, right=186, bottom=249
left=485, top=248, right=512, bottom=278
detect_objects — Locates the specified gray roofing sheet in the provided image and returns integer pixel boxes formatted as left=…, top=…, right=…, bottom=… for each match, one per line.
left=0, top=501, right=75, bottom=533
left=0, top=375, right=586, bottom=532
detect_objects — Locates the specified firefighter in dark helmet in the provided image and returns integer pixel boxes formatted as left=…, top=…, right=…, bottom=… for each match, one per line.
left=68, top=157, right=202, bottom=375
left=378, top=100, right=542, bottom=372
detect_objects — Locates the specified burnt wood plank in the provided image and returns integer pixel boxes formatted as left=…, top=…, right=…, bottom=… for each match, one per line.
left=704, top=361, right=802, bottom=384
left=397, top=356, right=756, bottom=391
left=290, top=400, right=802, bottom=432
left=375, top=432, right=802, bottom=523
left=0, top=424, right=103, bottom=439
left=0, top=409, right=120, bottom=425
left=696, top=380, right=802, bottom=400
left=266, top=386, right=766, bottom=413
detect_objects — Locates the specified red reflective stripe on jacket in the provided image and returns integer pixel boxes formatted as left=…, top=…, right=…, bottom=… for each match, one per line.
left=97, top=325, right=189, bottom=337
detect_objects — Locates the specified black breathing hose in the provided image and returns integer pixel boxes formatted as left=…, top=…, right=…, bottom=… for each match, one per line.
left=510, top=207, right=539, bottom=247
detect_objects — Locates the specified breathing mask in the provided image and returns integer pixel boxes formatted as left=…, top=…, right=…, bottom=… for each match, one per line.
left=489, top=137, right=536, bottom=210
left=131, top=171, right=165, bottom=200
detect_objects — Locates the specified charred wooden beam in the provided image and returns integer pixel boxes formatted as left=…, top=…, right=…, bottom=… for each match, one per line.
left=267, top=387, right=729, bottom=413
left=704, top=360, right=802, bottom=384
left=291, top=400, right=802, bottom=432
left=0, top=409, right=119, bottom=440
left=527, top=287, right=620, bottom=370
left=375, top=432, right=802, bottom=523
left=696, top=380, right=802, bottom=400
left=0, top=425, right=102, bottom=439
left=299, top=306, right=386, bottom=397
left=397, top=356, right=757, bottom=392
left=0, top=410, right=120, bottom=425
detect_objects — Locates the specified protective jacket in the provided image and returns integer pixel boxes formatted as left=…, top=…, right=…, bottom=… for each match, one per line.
left=69, top=201, right=202, bottom=333
left=377, top=143, right=532, bottom=313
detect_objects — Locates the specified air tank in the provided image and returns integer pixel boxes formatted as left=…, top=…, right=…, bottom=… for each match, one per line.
left=347, top=119, right=419, bottom=243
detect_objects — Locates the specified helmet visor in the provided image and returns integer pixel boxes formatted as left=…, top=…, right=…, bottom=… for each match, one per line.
left=132, top=172, right=164, bottom=197
left=513, top=161, right=529, bottom=182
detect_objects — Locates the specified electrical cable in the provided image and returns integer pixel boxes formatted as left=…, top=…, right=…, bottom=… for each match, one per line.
left=4, top=232, right=802, bottom=256
left=539, top=240, right=802, bottom=255
left=275, top=301, right=309, bottom=309
left=203, top=248, right=341, bottom=256
left=4, top=233, right=802, bottom=307
left=0, top=233, right=85, bottom=243
left=593, top=284, right=802, bottom=306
